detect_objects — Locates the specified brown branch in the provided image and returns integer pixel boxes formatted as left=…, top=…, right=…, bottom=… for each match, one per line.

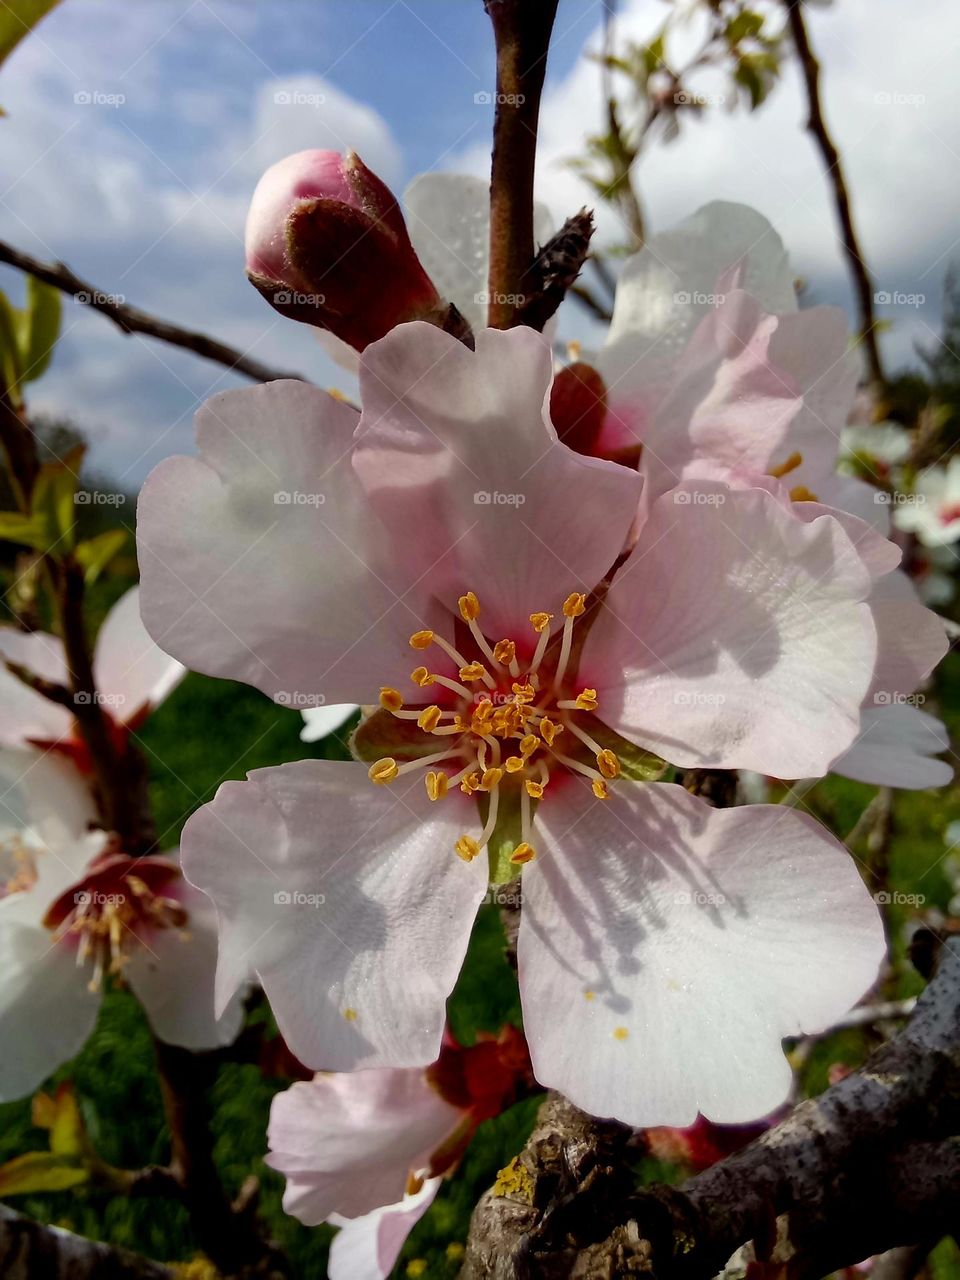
left=484, top=0, right=560, bottom=329
left=784, top=0, right=885, bottom=387
left=463, top=940, right=960, bottom=1277
left=0, top=1204, right=174, bottom=1279
left=153, top=1038, right=289, bottom=1278
left=567, top=282, right=613, bottom=323
left=0, top=239, right=309, bottom=385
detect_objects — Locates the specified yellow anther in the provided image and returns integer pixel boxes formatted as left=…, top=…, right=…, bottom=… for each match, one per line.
left=519, top=734, right=539, bottom=758
left=460, top=771, right=481, bottom=795
left=410, top=666, right=433, bottom=687
left=368, top=757, right=399, bottom=784
left=452, top=714, right=470, bottom=732
left=505, top=756, right=525, bottom=773
left=539, top=717, right=563, bottom=747
left=409, top=630, right=434, bottom=650
left=480, top=767, right=504, bottom=791
left=425, top=771, right=448, bottom=801
left=459, top=662, right=488, bottom=683
left=562, top=592, right=586, bottom=618
left=529, top=611, right=553, bottom=633
left=511, top=682, right=535, bottom=703
left=596, top=749, right=621, bottom=780
left=768, top=450, right=803, bottom=479
left=379, top=687, right=404, bottom=712
left=406, top=1171, right=425, bottom=1197
left=613, top=1026, right=629, bottom=1041
left=417, top=705, right=442, bottom=732
left=789, top=485, right=818, bottom=503
left=455, top=835, right=481, bottom=862
left=493, top=639, right=516, bottom=666
left=592, top=778, right=610, bottom=800
left=458, top=591, right=481, bottom=622
left=509, top=842, right=536, bottom=865
left=525, top=779, right=545, bottom=799
left=343, top=1007, right=358, bottom=1022
left=574, top=688, right=599, bottom=711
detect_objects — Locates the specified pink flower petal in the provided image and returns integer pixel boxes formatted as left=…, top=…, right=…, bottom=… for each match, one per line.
left=180, top=760, right=487, bottom=1070
left=519, top=780, right=884, bottom=1127
left=93, top=586, right=185, bottom=725
left=267, top=1069, right=459, bottom=1222
left=833, top=704, right=952, bottom=789
left=137, top=381, right=434, bottom=708
left=328, top=1179, right=441, bottom=1280
left=583, top=483, right=876, bottom=776
left=354, top=323, right=642, bottom=642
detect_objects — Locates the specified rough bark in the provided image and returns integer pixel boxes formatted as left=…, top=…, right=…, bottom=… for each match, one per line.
left=463, top=941, right=960, bottom=1277
left=0, top=1205, right=174, bottom=1280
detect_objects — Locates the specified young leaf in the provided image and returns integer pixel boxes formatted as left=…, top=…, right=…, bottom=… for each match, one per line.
left=0, top=0, right=61, bottom=72
left=75, top=528, right=128, bottom=584
left=17, top=276, right=61, bottom=382
left=0, top=1150, right=88, bottom=1195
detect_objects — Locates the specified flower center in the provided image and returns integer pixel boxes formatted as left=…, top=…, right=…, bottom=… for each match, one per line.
left=367, top=591, right=622, bottom=866
left=43, top=850, right=187, bottom=991
left=0, top=834, right=37, bottom=897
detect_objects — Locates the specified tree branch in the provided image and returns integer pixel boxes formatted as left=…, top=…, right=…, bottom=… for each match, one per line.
left=0, top=1204, right=174, bottom=1279
left=463, top=940, right=960, bottom=1277
left=0, top=239, right=309, bottom=385
left=784, top=0, right=885, bottom=387
left=484, top=0, right=560, bottom=329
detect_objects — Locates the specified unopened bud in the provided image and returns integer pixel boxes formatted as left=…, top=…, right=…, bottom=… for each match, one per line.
left=550, top=361, right=608, bottom=457
left=245, top=149, right=470, bottom=351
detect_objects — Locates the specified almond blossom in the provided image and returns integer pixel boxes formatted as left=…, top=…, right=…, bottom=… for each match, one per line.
left=0, top=748, right=243, bottom=1101
left=138, top=319, right=887, bottom=1126
left=590, top=202, right=950, bottom=791
left=893, top=457, right=960, bottom=547
left=0, top=585, right=184, bottom=769
left=266, top=1027, right=529, bottom=1280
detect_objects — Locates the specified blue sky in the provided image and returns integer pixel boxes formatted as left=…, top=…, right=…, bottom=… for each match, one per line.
left=0, top=0, right=957, bottom=485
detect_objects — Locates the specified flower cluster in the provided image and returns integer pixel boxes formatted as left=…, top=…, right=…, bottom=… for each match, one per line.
left=135, top=174, right=950, bottom=1131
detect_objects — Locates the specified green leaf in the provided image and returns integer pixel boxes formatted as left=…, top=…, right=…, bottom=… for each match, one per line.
left=32, top=1082, right=86, bottom=1157
left=75, top=528, right=128, bottom=584
left=30, top=459, right=78, bottom=552
left=17, top=275, right=61, bottom=382
left=0, top=510, right=45, bottom=547
left=0, top=287, right=24, bottom=397
left=0, top=1150, right=88, bottom=1195
left=0, top=0, right=61, bottom=72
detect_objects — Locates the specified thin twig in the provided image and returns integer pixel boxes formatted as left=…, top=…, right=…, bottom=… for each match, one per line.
left=784, top=0, right=885, bottom=386
left=0, top=239, right=309, bottom=385
left=484, top=0, right=560, bottom=329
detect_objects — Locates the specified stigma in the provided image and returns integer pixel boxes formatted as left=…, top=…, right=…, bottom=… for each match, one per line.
left=367, top=590, right=623, bottom=867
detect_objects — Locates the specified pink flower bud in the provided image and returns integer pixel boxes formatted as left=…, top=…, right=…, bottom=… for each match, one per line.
left=245, top=149, right=465, bottom=351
